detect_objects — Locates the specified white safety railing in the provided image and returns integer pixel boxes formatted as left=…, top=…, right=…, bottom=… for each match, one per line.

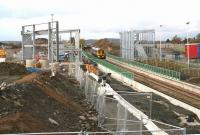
left=80, top=70, right=185, bottom=135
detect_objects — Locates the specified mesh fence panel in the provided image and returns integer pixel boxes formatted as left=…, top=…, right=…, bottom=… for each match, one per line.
left=78, top=68, right=185, bottom=135
left=100, top=97, right=118, bottom=130
left=118, top=92, right=152, bottom=118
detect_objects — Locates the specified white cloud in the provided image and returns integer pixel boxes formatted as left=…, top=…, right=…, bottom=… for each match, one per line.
left=0, top=0, right=200, bottom=40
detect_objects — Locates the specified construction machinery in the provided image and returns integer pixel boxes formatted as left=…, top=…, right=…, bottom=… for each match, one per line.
left=85, top=64, right=97, bottom=74
left=80, top=63, right=98, bottom=74
left=0, top=47, right=6, bottom=62
left=33, top=62, right=42, bottom=68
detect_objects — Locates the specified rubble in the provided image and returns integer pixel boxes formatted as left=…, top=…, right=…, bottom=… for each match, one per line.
left=0, top=62, right=27, bottom=75
left=0, top=82, right=7, bottom=91
left=79, top=116, right=86, bottom=120
left=48, top=118, right=59, bottom=126
left=0, top=72, right=101, bottom=133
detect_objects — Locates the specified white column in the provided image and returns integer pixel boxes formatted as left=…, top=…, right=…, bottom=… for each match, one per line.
left=186, top=22, right=190, bottom=68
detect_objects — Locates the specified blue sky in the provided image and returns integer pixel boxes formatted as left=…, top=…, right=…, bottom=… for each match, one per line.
left=0, top=0, right=200, bottom=41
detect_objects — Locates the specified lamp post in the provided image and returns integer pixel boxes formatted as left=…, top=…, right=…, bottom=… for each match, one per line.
left=186, top=22, right=190, bottom=68
left=159, top=25, right=163, bottom=61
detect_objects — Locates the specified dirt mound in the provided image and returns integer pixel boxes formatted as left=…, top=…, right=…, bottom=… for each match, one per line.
left=0, top=62, right=27, bottom=75
left=0, top=112, right=46, bottom=133
left=0, top=72, right=101, bottom=133
left=15, top=73, right=38, bottom=84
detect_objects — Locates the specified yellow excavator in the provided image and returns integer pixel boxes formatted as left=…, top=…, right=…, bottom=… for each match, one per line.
left=80, top=63, right=97, bottom=74
left=85, top=64, right=97, bottom=74
left=0, top=47, right=6, bottom=60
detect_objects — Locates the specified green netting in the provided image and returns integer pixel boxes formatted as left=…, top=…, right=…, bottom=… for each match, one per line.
left=106, top=53, right=181, bottom=80
left=82, top=51, right=134, bottom=80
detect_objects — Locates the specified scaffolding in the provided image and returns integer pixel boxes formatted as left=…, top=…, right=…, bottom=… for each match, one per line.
left=21, top=22, right=81, bottom=60
left=21, top=21, right=59, bottom=61
left=119, top=30, right=155, bottom=60
left=21, top=22, right=81, bottom=77
left=57, top=29, right=81, bottom=77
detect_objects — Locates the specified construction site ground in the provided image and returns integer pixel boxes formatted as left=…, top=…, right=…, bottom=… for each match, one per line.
left=0, top=62, right=200, bottom=134
left=109, top=77, right=200, bottom=134
left=0, top=64, right=102, bottom=133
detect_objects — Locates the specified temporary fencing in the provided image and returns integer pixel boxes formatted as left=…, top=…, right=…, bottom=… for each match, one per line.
left=79, top=71, right=185, bottom=135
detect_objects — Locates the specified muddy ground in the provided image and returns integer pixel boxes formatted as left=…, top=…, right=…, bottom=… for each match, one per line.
left=0, top=72, right=102, bottom=134
left=109, top=78, right=200, bottom=134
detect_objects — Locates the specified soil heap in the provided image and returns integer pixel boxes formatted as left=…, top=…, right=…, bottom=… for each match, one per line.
left=0, top=62, right=27, bottom=75
left=0, top=72, right=101, bottom=133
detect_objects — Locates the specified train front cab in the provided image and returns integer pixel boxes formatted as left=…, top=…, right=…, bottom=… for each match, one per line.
left=97, top=49, right=106, bottom=59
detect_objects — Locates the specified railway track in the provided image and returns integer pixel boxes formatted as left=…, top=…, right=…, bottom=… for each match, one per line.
left=106, top=58, right=200, bottom=109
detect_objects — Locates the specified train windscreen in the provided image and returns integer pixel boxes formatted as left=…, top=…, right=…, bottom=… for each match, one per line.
left=99, top=50, right=104, bottom=55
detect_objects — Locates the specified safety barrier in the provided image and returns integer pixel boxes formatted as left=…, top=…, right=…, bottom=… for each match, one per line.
left=82, top=51, right=134, bottom=80
left=107, top=53, right=181, bottom=80
left=80, top=71, right=185, bottom=135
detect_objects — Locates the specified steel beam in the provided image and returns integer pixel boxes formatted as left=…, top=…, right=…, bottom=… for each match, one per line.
left=56, top=21, right=59, bottom=62
left=32, top=25, right=35, bottom=59
left=48, top=22, right=51, bottom=60
left=21, top=26, right=25, bottom=60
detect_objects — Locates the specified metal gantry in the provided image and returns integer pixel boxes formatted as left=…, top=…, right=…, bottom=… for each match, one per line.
left=21, top=21, right=81, bottom=78
left=21, top=21, right=59, bottom=61
left=120, top=30, right=155, bottom=60
left=21, top=22, right=81, bottom=61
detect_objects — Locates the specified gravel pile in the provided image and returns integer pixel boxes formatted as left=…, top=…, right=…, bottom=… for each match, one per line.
left=0, top=73, right=103, bottom=133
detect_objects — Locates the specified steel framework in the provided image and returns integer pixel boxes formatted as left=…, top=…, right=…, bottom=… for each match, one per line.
left=119, top=30, right=155, bottom=60
left=21, top=21, right=81, bottom=62
left=21, top=21, right=60, bottom=61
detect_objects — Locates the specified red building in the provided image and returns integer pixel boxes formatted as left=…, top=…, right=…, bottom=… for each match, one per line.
left=185, top=44, right=199, bottom=59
